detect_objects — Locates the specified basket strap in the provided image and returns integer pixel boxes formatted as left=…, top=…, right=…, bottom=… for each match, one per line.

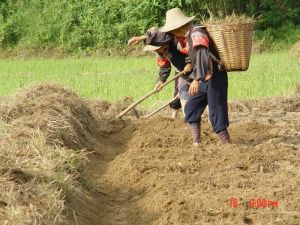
left=209, top=52, right=223, bottom=66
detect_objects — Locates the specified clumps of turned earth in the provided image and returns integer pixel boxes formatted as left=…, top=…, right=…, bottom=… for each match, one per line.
left=88, top=88, right=299, bottom=225
left=1, top=84, right=299, bottom=225
left=90, top=96, right=143, bottom=120
left=229, top=90, right=300, bottom=113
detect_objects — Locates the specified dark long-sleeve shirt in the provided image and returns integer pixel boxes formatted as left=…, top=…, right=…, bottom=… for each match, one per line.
left=156, top=55, right=171, bottom=82
left=192, top=46, right=210, bottom=81
left=187, top=26, right=213, bottom=81
left=156, top=37, right=191, bottom=82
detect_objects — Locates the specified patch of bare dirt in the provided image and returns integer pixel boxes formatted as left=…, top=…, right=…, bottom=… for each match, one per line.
left=72, top=90, right=299, bottom=225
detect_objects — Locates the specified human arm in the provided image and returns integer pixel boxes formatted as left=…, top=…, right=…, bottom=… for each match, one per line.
left=127, top=35, right=147, bottom=45
left=154, top=56, right=171, bottom=91
left=188, top=29, right=211, bottom=95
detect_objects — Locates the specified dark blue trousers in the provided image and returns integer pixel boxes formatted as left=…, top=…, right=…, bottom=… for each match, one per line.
left=184, top=68, right=229, bottom=134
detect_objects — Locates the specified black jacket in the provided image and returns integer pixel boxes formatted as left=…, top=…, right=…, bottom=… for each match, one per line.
left=186, top=25, right=223, bottom=81
left=156, top=37, right=191, bottom=82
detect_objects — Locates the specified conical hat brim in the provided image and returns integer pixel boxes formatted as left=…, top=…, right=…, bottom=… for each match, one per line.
left=143, top=45, right=161, bottom=52
left=159, top=16, right=195, bottom=33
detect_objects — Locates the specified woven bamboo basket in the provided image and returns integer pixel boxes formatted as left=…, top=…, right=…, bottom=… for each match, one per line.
left=205, top=22, right=254, bottom=71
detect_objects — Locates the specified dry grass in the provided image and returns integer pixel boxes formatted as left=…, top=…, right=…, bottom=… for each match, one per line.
left=0, top=84, right=127, bottom=224
left=203, top=13, right=255, bottom=26
left=0, top=123, right=85, bottom=224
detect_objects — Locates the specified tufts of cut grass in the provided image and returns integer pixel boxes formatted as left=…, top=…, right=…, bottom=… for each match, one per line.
left=203, top=12, right=255, bottom=26
left=0, top=84, right=113, bottom=225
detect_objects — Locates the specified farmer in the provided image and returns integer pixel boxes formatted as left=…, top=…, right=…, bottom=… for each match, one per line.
left=160, top=8, right=231, bottom=145
left=128, top=27, right=192, bottom=118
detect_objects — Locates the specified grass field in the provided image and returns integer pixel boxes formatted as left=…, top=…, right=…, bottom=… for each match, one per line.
left=0, top=51, right=299, bottom=108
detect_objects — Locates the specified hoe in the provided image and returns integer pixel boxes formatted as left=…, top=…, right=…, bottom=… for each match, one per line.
left=116, top=70, right=185, bottom=119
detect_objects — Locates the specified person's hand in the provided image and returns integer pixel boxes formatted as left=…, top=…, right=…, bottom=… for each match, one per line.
left=183, top=63, right=192, bottom=74
left=205, top=73, right=213, bottom=81
left=189, top=80, right=200, bottom=96
left=127, top=35, right=147, bottom=45
left=128, top=37, right=140, bottom=45
left=154, top=81, right=164, bottom=91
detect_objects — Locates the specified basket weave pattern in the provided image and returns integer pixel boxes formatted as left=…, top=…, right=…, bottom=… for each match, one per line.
left=206, top=23, right=254, bottom=71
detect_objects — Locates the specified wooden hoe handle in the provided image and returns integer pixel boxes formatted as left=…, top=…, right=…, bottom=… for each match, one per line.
left=116, top=71, right=185, bottom=119
left=143, top=96, right=179, bottom=119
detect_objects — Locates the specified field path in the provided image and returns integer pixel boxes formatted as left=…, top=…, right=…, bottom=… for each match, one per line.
left=67, top=120, right=148, bottom=225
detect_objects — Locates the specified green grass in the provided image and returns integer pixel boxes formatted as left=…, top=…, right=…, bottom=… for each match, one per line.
left=229, top=51, right=300, bottom=100
left=0, top=51, right=299, bottom=108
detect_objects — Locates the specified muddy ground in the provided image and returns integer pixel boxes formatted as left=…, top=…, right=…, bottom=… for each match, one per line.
left=66, top=89, right=300, bottom=225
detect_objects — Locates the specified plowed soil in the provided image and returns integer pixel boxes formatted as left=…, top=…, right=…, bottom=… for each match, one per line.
left=67, top=90, right=300, bottom=225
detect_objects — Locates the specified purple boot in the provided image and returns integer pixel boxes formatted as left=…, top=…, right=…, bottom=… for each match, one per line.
left=218, top=129, right=231, bottom=144
left=189, top=123, right=200, bottom=146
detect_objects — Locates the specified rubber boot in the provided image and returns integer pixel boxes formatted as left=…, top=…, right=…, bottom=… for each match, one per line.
left=218, top=129, right=231, bottom=144
left=189, top=123, right=201, bottom=146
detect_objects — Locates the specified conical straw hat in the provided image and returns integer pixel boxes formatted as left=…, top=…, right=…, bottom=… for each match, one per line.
left=160, top=8, right=195, bottom=33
